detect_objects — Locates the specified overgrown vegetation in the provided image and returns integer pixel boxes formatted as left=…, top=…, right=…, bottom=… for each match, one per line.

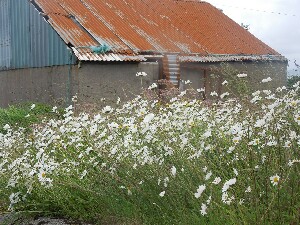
left=0, top=103, right=61, bottom=134
left=0, top=77, right=300, bottom=224
left=288, top=75, right=300, bottom=90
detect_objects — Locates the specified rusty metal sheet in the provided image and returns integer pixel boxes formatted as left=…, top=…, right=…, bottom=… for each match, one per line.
left=32, top=0, right=283, bottom=62
left=47, top=14, right=97, bottom=47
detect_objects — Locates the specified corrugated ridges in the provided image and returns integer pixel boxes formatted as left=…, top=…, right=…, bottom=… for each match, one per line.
left=0, top=0, right=11, bottom=69
left=33, top=0, right=282, bottom=59
left=72, top=47, right=146, bottom=61
left=0, top=0, right=73, bottom=70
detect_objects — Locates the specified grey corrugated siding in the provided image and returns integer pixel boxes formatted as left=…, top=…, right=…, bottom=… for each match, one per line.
left=0, top=0, right=75, bottom=71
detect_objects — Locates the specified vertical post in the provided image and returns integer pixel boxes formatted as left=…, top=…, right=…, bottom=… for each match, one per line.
left=217, top=75, right=222, bottom=96
left=203, top=69, right=207, bottom=100
left=66, top=50, right=72, bottom=106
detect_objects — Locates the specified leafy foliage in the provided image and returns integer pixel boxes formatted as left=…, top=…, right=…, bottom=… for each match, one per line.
left=287, top=75, right=300, bottom=90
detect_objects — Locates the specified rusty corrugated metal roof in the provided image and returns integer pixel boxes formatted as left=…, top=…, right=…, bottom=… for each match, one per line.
left=32, top=0, right=283, bottom=62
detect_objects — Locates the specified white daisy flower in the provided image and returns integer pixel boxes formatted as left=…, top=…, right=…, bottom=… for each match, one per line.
left=148, top=83, right=158, bottom=90
left=237, top=73, right=247, bottom=78
left=210, top=91, right=218, bottom=97
left=194, top=185, right=206, bottom=198
left=262, top=77, right=272, bottom=83
left=245, top=186, right=252, bottom=193
left=102, top=105, right=113, bottom=113
left=205, top=171, right=212, bottom=180
left=136, top=72, right=147, bottom=77
left=200, top=203, right=207, bottom=216
left=222, top=178, right=237, bottom=193
left=197, top=88, right=205, bottom=93
left=270, top=174, right=280, bottom=186
left=171, top=166, right=177, bottom=177
left=159, top=191, right=165, bottom=197
left=212, top=177, right=221, bottom=184
left=222, top=80, right=228, bottom=85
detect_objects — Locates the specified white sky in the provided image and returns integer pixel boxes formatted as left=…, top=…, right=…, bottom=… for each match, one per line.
left=205, top=0, right=300, bottom=71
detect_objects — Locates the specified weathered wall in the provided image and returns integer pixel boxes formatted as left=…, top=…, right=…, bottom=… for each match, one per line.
left=76, top=61, right=159, bottom=108
left=0, top=65, right=78, bottom=107
left=0, top=61, right=159, bottom=108
left=0, top=0, right=74, bottom=71
left=180, top=65, right=205, bottom=91
left=180, top=61, right=287, bottom=95
left=0, top=60, right=285, bottom=108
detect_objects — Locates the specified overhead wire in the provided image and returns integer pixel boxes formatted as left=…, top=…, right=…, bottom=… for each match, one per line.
left=175, top=0, right=298, bottom=17
left=206, top=2, right=297, bottom=17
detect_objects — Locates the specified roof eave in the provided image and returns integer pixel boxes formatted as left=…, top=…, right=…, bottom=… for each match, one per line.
left=179, top=54, right=288, bottom=63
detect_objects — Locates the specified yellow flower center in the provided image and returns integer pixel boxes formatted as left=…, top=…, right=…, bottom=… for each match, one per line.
left=41, top=172, right=46, bottom=178
left=273, top=177, right=279, bottom=183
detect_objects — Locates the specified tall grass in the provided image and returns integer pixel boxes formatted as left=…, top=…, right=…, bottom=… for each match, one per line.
left=0, top=103, right=60, bottom=133
left=0, top=82, right=300, bottom=224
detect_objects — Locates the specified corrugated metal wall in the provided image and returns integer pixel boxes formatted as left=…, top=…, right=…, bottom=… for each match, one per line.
left=0, top=0, right=11, bottom=69
left=0, top=0, right=75, bottom=71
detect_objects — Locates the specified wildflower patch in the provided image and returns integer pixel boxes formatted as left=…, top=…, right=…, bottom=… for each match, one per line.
left=0, top=84, right=300, bottom=224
